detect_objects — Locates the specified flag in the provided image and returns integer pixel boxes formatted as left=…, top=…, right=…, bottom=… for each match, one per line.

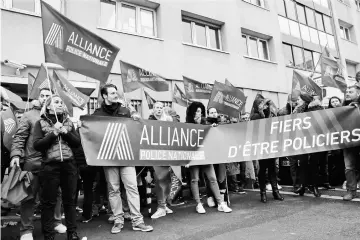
left=321, top=56, right=347, bottom=93
left=292, top=70, right=322, bottom=99
left=53, top=71, right=90, bottom=109
left=224, top=79, right=247, bottom=113
left=324, top=46, right=343, bottom=76
left=28, top=73, right=36, bottom=97
left=173, top=84, right=191, bottom=107
left=208, top=81, right=246, bottom=118
left=225, top=78, right=234, bottom=87
left=120, top=61, right=169, bottom=93
left=1, top=107, right=17, bottom=151
left=183, top=76, right=212, bottom=99
left=49, top=74, right=74, bottom=116
left=144, top=90, right=156, bottom=109
left=29, top=64, right=52, bottom=100
left=41, top=1, right=119, bottom=83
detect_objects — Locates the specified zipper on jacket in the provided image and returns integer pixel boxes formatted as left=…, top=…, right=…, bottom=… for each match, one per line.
left=58, top=136, right=64, bottom=162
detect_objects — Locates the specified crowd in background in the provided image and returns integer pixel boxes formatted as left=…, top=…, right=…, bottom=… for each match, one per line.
left=1, top=82, right=360, bottom=240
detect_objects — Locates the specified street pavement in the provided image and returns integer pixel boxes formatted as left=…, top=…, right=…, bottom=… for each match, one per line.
left=2, top=191, right=359, bottom=240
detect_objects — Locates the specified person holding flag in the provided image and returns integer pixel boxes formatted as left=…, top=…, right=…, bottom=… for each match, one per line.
left=33, top=94, right=81, bottom=240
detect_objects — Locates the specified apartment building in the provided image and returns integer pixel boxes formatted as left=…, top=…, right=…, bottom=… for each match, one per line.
left=1, top=0, right=360, bottom=120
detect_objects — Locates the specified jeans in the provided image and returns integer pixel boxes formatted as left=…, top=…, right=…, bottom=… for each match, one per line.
left=206, top=164, right=226, bottom=197
left=103, top=166, right=143, bottom=226
left=153, top=166, right=171, bottom=209
left=343, top=147, right=360, bottom=191
left=258, top=159, right=278, bottom=191
left=20, top=174, right=62, bottom=236
left=39, top=161, right=78, bottom=238
left=190, top=165, right=222, bottom=204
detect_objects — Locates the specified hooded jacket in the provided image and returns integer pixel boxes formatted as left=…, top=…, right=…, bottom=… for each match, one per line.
left=10, top=105, right=43, bottom=172
left=250, top=95, right=278, bottom=120
left=33, top=111, right=80, bottom=164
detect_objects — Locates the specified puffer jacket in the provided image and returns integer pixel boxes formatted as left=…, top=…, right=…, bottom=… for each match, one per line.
left=10, top=106, right=42, bottom=172
left=250, top=94, right=278, bottom=120
left=33, top=113, right=80, bottom=163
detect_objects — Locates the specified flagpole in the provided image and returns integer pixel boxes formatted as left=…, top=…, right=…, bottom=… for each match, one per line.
left=310, top=43, right=328, bottom=79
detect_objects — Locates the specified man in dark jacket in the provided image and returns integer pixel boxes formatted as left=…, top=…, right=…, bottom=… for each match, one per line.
left=9, top=89, right=66, bottom=240
left=342, top=85, right=360, bottom=201
left=250, top=94, right=284, bottom=203
left=92, top=84, right=153, bottom=234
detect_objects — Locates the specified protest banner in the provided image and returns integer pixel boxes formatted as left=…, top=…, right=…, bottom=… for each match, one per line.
left=80, top=106, right=360, bottom=166
left=120, top=61, right=169, bottom=93
left=41, top=1, right=119, bottom=83
left=208, top=81, right=246, bottom=118
left=183, top=76, right=212, bottom=99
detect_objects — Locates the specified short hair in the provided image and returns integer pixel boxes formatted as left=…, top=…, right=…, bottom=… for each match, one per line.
left=154, top=101, right=164, bottom=108
left=100, top=84, right=118, bottom=100
left=207, top=107, right=217, bottom=115
left=39, top=88, right=53, bottom=95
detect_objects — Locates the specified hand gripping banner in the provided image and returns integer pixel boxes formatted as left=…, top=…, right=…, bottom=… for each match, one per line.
left=80, top=107, right=360, bottom=166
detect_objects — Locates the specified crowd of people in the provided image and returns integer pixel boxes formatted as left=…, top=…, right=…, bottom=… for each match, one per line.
left=1, top=82, right=359, bottom=240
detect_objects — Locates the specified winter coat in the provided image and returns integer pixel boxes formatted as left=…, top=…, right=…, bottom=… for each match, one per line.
left=93, top=102, right=131, bottom=118
left=250, top=95, right=278, bottom=120
left=33, top=113, right=80, bottom=164
left=73, top=128, right=87, bottom=167
left=306, top=100, right=324, bottom=112
left=10, top=106, right=43, bottom=172
left=1, top=121, right=10, bottom=168
left=278, top=103, right=292, bottom=116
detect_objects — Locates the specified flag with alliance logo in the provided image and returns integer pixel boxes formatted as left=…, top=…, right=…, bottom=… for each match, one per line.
left=41, top=1, right=120, bottom=83
left=144, top=90, right=156, bottom=109
left=183, top=76, right=212, bottom=99
left=1, top=107, right=17, bottom=151
left=53, top=70, right=90, bottom=109
left=292, top=70, right=322, bottom=99
left=120, top=61, right=169, bottom=93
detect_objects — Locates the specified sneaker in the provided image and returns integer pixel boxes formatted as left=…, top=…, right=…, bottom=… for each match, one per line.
left=133, top=223, right=153, bottom=232
left=79, top=216, right=92, bottom=223
left=124, top=211, right=132, bottom=221
left=207, top=197, right=216, bottom=208
left=238, top=187, right=246, bottom=194
left=151, top=208, right=166, bottom=219
left=108, top=215, right=115, bottom=224
left=76, top=206, right=83, bottom=213
left=67, top=231, right=80, bottom=240
left=169, top=197, right=185, bottom=206
left=20, top=233, right=33, bottom=240
left=61, top=213, right=65, bottom=219
left=277, top=184, right=282, bottom=190
left=54, top=223, right=67, bottom=234
left=342, top=181, right=347, bottom=190
left=265, top=184, right=272, bottom=191
left=111, top=222, right=123, bottom=234
left=343, top=190, right=357, bottom=201
left=16, top=210, right=21, bottom=217
left=217, top=202, right=232, bottom=213
left=165, top=206, right=173, bottom=214
left=99, top=205, right=107, bottom=214
left=196, top=203, right=206, bottom=214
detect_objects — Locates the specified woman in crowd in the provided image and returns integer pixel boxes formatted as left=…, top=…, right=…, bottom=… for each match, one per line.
left=250, top=94, right=284, bottom=203
left=33, top=95, right=81, bottom=240
left=185, top=102, right=232, bottom=214
left=328, top=96, right=342, bottom=109
left=294, top=93, right=324, bottom=197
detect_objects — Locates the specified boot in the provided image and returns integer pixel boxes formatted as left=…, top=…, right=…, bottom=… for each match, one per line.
left=294, top=185, right=306, bottom=196
left=343, top=190, right=357, bottom=201
left=312, top=186, right=321, bottom=197
left=67, top=232, right=80, bottom=240
left=272, top=191, right=284, bottom=201
left=260, top=190, right=267, bottom=203
left=228, top=175, right=241, bottom=193
left=322, top=183, right=334, bottom=190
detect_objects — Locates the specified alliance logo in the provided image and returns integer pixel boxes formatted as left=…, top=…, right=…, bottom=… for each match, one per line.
left=45, top=23, right=64, bottom=50
left=97, top=123, right=134, bottom=160
left=127, top=69, right=138, bottom=83
left=213, top=91, right=224, bottom=104
left=4, top=118, right=16, bottom=134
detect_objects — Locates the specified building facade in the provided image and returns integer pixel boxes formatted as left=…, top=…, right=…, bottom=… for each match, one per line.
left=1, top=0, right=360, bottom=120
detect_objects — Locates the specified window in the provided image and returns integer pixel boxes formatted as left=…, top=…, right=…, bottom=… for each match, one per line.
left=340, top=26, right=351, bottom=41
left=356, top=0, right=360, bottom=10
left=285, top=0, right=296, bottom=20
left=309, top=28, right=320, bottom=44
left=346, top=62, right=357, bottom=78
left=319, top=31, right=328, bottom=46
left=289, top=20, right=301, bottom=38
left=279, top=16, right=291, bottom=35
left=323, top=15, right=333, bottom=34
left=300, top=24, right=310, bottom=42
left=182, top=17, right=222, bottom=50
left=282, top=43, right=294, bottom=66
left=305, top=8, right=316, bottom=28
left=243, top=34, right=270, bottom=60
left=99, top=1, right=157, bottom=37
left=243, top=0, right=265, bottom=8
left=242, top=35, right=248, bottom=55
left=320, top=0, right=329, bottom=8
left=303, top=49, right=314, bottom=70
left=313, top=52, right=321, bottom=72
left=1, top=0, right=63, bottom=14
left=315, top=12, right=324, bottom=31
left=296, top=4, right=306, bottom=24
left=87, top=98, right=98, bottom=115
left=292, top=46, right=304, bottom=68
left=327, top=34, right=335, bottom=49
left=277, top=0, right=286, bottom=16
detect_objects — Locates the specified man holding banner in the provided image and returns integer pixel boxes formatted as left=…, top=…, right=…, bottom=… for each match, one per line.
left=342, top=85, right=360, bottom=201
left=92, top=84, right=153, bottom=234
